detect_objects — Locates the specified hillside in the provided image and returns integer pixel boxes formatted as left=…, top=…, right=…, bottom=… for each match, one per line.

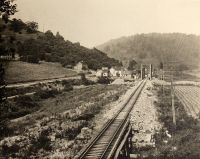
left=4, top=61, right=77, bottom=84
left=1, top=18, right=121, bottom=70
left=97, top=33, right=200, bottom=68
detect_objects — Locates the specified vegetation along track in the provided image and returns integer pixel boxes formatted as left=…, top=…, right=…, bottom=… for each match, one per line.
left=77, top=79, right=147, bottom=159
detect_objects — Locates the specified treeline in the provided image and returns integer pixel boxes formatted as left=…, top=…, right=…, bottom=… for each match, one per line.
left=0, top=18, right=38, bottom=34
left=1, top=18, right=122, bottom=70
left=98, top=33, right=200, bottom=68
left=0, top=18, right=38, bottom=59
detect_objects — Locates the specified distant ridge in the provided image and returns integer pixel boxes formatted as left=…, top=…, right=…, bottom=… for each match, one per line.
left=97, top=33, right=200, bottom=68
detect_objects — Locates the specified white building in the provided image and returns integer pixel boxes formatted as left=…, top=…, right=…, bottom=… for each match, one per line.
left=96, top=69, right=103, bottom=77
left=110, top=67, right=123, bottom=77
left=96, top=67, right=110, bottom=77
left=74, top=61, right=88, bottom=71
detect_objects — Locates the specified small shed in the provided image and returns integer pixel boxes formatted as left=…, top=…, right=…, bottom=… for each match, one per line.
left=74, top=61, right=88, bottom=71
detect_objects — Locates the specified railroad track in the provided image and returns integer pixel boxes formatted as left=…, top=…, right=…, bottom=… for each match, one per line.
left=77, top=79, right=147, bottom=159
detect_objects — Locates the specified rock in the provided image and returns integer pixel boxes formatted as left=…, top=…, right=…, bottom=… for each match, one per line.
left=79, top=127, right=92, bottom=140
left=50, top=135, right=56, bottom=142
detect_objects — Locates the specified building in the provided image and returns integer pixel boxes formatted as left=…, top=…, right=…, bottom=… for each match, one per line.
left=96, top=67, right=110, bottom=77
left=102, top=70, right=109, bottom=77
left=96, top=69, right=103, bottom=77
left=122, top=69, right=132, bottom=78
left=110, top=67, right=123, bottom=77
left=74, top=61, right=88, bottom=71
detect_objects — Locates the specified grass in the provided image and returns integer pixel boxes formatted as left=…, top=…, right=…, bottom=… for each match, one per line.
left=0, top=84, right=129, bottom=158
left=150, top=84, right=200, bottom=159
left=38, top=84, right=126, bottom=114
left=4, top=61, right=77, bottom=84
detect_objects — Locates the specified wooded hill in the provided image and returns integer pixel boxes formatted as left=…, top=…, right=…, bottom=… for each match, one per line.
left=0, top=18, right=121, bottom=70
left=97, top=33, right=200, bottom=69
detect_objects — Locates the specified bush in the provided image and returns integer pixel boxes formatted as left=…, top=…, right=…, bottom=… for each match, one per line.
left=0, top=119, right=14, bottom=138
left=62, top=80, right=73, bottom=91
left=63, top=120, right=88, bottom=140
left=15, top=96, right=39, bottom=108
left=35, top=89, right=60, bottom=99
left=2, top=142, right=20, bottom=158
left=20, top=55, right=39, bottom=64
left=97, top=76, right=112, bottom=84
left=29, top=128, right=52, bottom=153
left=0, top=96, right=41, bottom=119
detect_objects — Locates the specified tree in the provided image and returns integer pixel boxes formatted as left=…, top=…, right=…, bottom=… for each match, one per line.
left=0, top=0, right=17, bottom=138
left=26, top=21, right=38, bottom=33
left=128, top=59, right=137, bottom=70
left=159, top=62, right=164, bottom=69
left=0, top=0, right=17, bottom=58
left=56, top=31, right=64, bottom=41
left=9, top=18, right=26, bottom=32
left=44, top=30, right=55, bottom=40
left=0, top=0, right=17, bottom=23
left=19, top=39, right=40, bottom=63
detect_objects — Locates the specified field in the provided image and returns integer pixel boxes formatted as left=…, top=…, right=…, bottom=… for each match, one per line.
left=184, top=69, right=200, bottom=79
left=4, top=61, right=77, bottom=84
left=151, top=84, right=200, bottom=159
left=0, top=84, right=129, bottom=158
left=174, top=85, right=200, bottom=118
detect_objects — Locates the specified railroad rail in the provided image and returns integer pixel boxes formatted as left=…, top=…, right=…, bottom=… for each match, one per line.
left=77, top=79, right=147, bottom=159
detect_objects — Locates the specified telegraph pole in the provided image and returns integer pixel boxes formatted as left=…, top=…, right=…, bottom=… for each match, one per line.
left=149, top=64, right=152, bottom=80
left=141, top=64, right=143, bottom=80
left=171, top=75, right=176, bottom=129
left=164, top=61, right=177, bottom=129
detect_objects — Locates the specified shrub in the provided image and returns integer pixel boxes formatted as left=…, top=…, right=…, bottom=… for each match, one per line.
left=14, top=96, right=39, bottom=108
left=2, top=142, right=20, bottom=158
left=64, top=120, right=88, bottom=140
left=97, top=76, right=112, bottom=84
left=35, top=89, right=60, bottom=99
left=0, top=119, right=14, bottom=138
left=37, top=129, right=52, bottom=151
left=62, top=80, right=73, bottom=91
left=20, top=55, right=39, bottom=64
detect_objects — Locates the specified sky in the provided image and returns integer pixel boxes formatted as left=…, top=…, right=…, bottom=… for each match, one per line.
left=14, top=0, right=200, bottom=47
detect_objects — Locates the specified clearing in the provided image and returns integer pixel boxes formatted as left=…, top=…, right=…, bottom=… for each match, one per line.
left=4, top=61, right=77, bottom=84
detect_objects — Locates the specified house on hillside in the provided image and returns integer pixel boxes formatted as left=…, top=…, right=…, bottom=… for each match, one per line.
left=122, top=69, right=132, bottom=78
left=110, top=67, right=124, bottom=77
left=74, top=61, right=88, bottom=71
left=96, top=67, right=110, bottom=77
left=96, top=69, right=103, bottom=77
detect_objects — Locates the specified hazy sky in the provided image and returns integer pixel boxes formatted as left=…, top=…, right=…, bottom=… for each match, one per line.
left=14, top=0, right=200, bottom=47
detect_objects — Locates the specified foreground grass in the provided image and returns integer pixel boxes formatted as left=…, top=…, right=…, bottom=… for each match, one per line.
left=0, top=84, right=129, bottom=159
left=150, top=84, right=200, bottom=159
left=4, top=61, right=77, bottom=84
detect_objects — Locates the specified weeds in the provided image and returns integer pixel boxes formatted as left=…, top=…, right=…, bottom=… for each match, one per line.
left=152, top=85, right=200, bottom=159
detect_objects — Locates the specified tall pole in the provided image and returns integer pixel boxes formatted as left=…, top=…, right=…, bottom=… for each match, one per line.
left=171, top=74, right=176, bottom=129
left=150, top=64, right=152, bottom=80
left=141, top=64, right=143, bottom=80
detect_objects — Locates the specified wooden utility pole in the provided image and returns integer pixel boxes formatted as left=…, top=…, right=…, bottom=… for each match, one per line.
left=141, top=64, right=143, bottom=80
left=171, top=76, right=176, bottom=128
left=164, top=61, right=177, bottom=129
left=149, top=64, right=152, bottom=80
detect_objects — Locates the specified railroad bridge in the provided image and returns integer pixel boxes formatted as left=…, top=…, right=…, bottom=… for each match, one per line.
left=77, top=80, right=146, bottom=159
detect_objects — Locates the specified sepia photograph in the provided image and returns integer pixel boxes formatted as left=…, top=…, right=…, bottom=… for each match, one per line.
left=0, top=0, right=200, bottom=158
